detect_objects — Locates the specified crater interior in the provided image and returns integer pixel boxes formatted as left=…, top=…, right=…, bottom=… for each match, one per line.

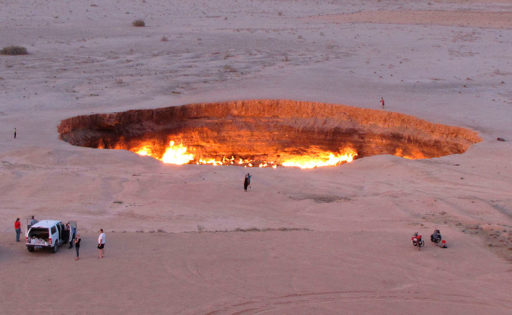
left=58, top=99, right=481, bottom=168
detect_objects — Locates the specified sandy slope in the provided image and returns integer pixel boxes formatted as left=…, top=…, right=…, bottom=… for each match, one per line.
left=1, top=230, right=511, bottom=314
left=310, top=10, right=512, bottom=29
left=0, top=0, right=511, bottom=313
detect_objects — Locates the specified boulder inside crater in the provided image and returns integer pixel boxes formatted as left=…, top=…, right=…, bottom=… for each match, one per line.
left=57, top=99, right=481, bottom=168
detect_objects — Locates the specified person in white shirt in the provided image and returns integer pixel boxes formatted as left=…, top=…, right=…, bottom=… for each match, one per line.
left=97, top=229, right=106, bottom=258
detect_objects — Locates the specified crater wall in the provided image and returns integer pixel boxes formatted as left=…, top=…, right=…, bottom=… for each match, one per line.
left=58, top=100, right=481, bottom=164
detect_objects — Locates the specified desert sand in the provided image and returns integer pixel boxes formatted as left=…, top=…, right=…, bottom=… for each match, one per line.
left=1, top=0, right=511, bottom=314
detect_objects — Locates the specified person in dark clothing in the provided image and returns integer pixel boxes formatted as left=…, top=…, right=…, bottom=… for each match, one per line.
left=69, top=224, right=76, bottom=248
left=63, top=223, right=70, bottom=245
left=244, top=173, right=251, bottom=191
left=431, top=229, right=442, bottom=243
left=14, top=128, right=16, bottom=139
left=74, top=233, right=81, bottom=260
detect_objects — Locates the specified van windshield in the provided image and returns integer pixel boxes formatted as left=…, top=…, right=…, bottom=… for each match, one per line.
left=28, top=228, right=49, bottom=240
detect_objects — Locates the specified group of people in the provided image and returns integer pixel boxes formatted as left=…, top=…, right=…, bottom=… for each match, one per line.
left=67, top=228, right=106, bottom=260
left=63, top=222, right=81, bottom=260
left=412, top=229, right=446, bottom=247
left=15, top=216, right=39, bottom=242
left=68, top=228, right=105, bottom=260
left=13, top=216, right=106, bottom=260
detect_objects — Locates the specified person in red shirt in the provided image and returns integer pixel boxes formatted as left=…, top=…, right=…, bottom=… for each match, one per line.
left=14, top=218, right=21, bottom=242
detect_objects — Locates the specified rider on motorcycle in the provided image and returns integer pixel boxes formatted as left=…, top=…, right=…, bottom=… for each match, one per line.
left=411, top=232, right=422, bottom=246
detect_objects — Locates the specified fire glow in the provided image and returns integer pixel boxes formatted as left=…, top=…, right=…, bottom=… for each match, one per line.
left=58, top=100, right=482, bottom=168
left=131, top=140, right=357, bottom=169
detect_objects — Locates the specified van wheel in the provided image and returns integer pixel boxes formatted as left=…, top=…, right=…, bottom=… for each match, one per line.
left=52, top=244, right=58, bottom=253
left=27, top=247, right=34, bottom=252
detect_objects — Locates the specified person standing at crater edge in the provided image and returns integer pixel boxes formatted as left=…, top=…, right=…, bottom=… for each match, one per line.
left=380, top=97, right=385, bottom=109
left=13, top=127, right=16, bottom=139
left=244, top=173, right=252, bottom=191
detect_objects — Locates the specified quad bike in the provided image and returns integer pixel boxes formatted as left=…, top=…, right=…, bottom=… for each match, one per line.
left=411, top=233, right=425, bottom=250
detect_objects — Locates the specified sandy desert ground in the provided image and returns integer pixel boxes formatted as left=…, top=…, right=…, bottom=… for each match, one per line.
left=1, top=0, right=511, bottom=314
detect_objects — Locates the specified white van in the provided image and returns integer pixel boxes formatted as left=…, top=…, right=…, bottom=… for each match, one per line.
left=26, top=220, right=70, bottom=253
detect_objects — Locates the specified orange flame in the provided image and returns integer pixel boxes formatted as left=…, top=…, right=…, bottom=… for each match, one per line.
left=129, top=140, right=358, bottom=168
left=161, top=141, right=194, bottom=165
left=281, top=148, right=357, bottom=169
left=394, top=148, right=425, bottom=160
left=136, top=147, right=151, bottom=156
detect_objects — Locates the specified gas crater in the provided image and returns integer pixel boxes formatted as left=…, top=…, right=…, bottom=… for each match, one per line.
left=58, top=100, right=481, bottom=168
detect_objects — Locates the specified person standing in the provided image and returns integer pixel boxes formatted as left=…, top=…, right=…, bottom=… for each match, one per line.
left=244, top=173, right=252, bottom=191
left=97, top=229, right=106, bottom=258
left=64, top=223, right=71, bottom=248
left=380, top=97, right=385, bottom=109
left=69, top=223, right=76, bottom=249
left=14, top=218, right=21, bottom=242
left=29, top=215, right=37, bottom=229
left=74, top=233, right=81, bottom=261
left=13, top=127, right=16, bottom=139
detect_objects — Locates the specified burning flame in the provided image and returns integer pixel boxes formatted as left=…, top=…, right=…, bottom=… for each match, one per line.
left=394, top=148, right=425, bottom=160
left=136, top=147, right=150, bottom=156
left=161, top=141, right=194, bottom=165
left=281, top=149, right=357, bottom=169
left=129, top=140, right=357, bottom=168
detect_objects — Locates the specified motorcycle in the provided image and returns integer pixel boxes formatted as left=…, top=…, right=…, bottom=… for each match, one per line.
left=411, top=233, right=424, bottom=250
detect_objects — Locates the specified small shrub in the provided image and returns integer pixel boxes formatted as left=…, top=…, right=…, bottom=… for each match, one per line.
left=132, top=19, right=145, bottom=27
left=0, top=46, right=28, bottom=56
left=160, top=36, right=168, bottom=42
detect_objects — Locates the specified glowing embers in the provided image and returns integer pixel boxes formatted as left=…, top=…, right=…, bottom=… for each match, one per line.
left=129, top=140, right=357, bottom=169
